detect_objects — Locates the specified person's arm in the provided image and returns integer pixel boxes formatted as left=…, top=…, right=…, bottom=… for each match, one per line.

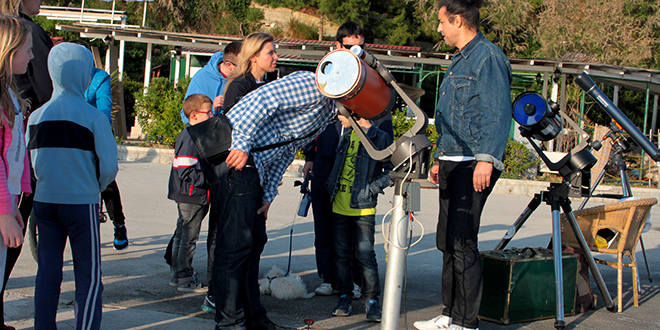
left=474, top=54, right=512, bottom=171
left=95, top=73, right=113, bottom=125
left=369, top=132, right=394, bottom=194
left=93, top=113, right=119, bottom=191
left=175, top=134, right=206, bottom=189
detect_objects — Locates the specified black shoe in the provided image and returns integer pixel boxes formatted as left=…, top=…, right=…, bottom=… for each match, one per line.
left=113, top=224, right=129, bottom=250
left=201, top=294, right=215, bottom=313
left=365, top=299, right=382, bottom=322
left=332, top=294, right=352, bottom=316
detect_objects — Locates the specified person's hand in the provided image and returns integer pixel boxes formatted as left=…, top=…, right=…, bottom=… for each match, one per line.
left=0, top=212, right=24, bottom=248
left=302, top=161, right=313, bottom=177
left=213, top=95, right=225, bottom=111
left=257, top=200, right=271, bottom=221
left=473, top=161, right=493, bottom=192
left=429, top=162, right=439, bottom=184
left=226, top=149, right=248, bottom=170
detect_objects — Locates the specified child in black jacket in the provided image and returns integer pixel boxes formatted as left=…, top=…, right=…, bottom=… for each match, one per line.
left=167, top=94, right=214, bottom=293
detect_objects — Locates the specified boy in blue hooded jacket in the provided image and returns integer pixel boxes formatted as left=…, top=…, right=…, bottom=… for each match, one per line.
left=27, top=42, right=118, bottom=330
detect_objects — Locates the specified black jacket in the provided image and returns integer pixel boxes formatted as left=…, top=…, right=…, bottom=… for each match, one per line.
left=168, top=127, right=209, bottom=205
left=15, top=13, right=53, bottom=111
left=223, top=72, right=266, bottom=112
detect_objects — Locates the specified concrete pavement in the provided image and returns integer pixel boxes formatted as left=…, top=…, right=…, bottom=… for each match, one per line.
left=5, top=161, right=660, bottom=329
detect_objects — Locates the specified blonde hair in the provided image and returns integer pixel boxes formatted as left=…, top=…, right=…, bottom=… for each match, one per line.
left=0, top=14, right=30, bottom=127
left=228, top=32, right=274, bottom=86
left=0, top=0, right=21, bottom=16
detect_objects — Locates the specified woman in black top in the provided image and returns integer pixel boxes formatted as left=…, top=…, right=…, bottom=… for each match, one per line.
left=222, top=32, right=279, bottom=111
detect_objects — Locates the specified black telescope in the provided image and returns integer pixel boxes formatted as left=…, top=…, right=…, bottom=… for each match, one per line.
left=574, top=72, right=660, bottom=161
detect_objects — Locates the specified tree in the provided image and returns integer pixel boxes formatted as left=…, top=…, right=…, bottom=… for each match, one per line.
left=535, top=0, right=659, bottom=68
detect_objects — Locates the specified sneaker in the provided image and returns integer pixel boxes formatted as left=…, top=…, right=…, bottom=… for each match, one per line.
left=351, top=283, right=362, bottom=299
left=169, top=270, right=178, bottom=287
left=332, top=294, right=352, bottom=316
left=113, top=224, right=129, bottom=250
left=365, top=299, right=382, bottom=322
left=413, top=314, right=453, bottom=330
left=177, top=272, right=208, bottom=293
left=315, top=282, right=334, bottom=296
left=446, top=325, right=478, bottom=330
left=201, top=294, right=215, bottom=313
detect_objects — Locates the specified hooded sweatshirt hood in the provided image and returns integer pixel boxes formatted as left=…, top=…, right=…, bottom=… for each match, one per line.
left=181, top=51, right=228, bottom=123
left=48, top=42, right=93, bottom=98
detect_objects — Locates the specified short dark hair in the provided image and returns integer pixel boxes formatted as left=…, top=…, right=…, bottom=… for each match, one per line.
left=223, top=40, right=242, bottom=64
left=183, top=94, right=212, bottom=119
left=336, top=21, right=365, bottom=43
left=439, top=0, right=484, bottom=31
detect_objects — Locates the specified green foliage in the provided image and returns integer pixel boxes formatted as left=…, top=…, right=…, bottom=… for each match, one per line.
left=284, top=19, right=319, bottom=40
left=502, top=139, right=540, bottom=179
left=133, top=77, right=190, bottom=147
left=391, top=109, right=438, bottom=158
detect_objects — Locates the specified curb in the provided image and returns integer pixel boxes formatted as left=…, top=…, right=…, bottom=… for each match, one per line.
left=118, top=146, right=658, bottom=201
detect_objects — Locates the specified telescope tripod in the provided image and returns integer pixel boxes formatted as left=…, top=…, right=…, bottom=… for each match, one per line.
left=494, top=182, right=616, bottom=329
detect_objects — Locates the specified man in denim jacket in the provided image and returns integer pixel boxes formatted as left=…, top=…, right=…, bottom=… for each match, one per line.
left=414, top=1, right=512, bottom=330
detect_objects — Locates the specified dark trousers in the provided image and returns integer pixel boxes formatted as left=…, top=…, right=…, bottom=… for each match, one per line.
left=207, top=201, right=218, bottom=294
left=101, top=180, right=125, bottom=226
left=33, top=202, right=103, bottom=330
left=333, top=213, right=380, bottom=300
left=310, top=172, right=336, bottom=286
left=172, top=202, right=209, bottom=278
left=436, top=160, right=499, bottom=329
left=208, top=161, right=267, bottom=330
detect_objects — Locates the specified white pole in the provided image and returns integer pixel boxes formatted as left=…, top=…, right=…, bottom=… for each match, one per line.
left=142, top=2, right=148, bottom=27
left=80, top=0, right=86, bottom=22
left=143, top=43, right=153, bottom=93
left=110, top=0, right=116, bottom=24
left=381, top=184, right=409, bottom=330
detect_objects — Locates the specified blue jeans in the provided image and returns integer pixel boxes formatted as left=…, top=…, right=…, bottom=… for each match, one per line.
left=436, top=160, right=500, bottom=329
left=333, top=213, right=380, bottom=300
left=172, top=202, right=209, bottom=278
left=208, top=161, right=267, bottom=330
left=33, top=202, right=103, bottom=330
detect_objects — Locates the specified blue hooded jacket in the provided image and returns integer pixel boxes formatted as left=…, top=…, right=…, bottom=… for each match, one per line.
left=86, top=67, right=113, bottom=124
left=180, top=51, right=227, bottom=123
left=27, top=43, right=118, bottom=204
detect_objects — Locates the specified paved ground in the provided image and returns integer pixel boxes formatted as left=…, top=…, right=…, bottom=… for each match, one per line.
left=4, top=162, right=660, bottom=329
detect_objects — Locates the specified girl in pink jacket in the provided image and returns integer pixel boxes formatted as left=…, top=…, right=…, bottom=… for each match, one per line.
left=0, top=15, right=34, bottom=330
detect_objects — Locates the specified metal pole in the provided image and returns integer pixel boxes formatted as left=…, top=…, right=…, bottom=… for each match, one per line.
left=551, top=202, right=566, bottom=329
left=381, top=181, right=409, bottom=330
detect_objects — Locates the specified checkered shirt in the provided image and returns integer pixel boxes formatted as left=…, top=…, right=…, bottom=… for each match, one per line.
left=226, top=71, right=337, bottom=203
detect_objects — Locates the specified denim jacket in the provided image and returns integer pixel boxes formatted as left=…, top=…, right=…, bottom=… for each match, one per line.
left=327, top=125, right=393, bottom=209
left=433, top=31, right=512, bottom=171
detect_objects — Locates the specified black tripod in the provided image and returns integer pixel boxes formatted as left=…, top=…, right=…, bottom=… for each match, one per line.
left=494, top=123, right=616, bottom=329
left=494, top=180, right=616, bottom=329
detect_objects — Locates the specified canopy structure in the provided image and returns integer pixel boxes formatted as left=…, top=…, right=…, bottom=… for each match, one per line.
left=46, top=6, right=660, bottom=141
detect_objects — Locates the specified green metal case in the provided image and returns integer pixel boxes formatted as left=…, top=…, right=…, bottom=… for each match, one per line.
left=479, top=248, right=578, bottom=325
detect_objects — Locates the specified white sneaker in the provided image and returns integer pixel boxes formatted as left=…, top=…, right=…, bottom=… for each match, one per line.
left=315, top=282, right=334, bottom=296
left=447, top=325, right=478, bottom=330
left=413, top=314, right=452, bottom=330
left=351, top=283, right=362, bottom=299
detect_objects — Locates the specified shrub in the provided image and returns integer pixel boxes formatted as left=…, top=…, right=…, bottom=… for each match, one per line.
left=133, top=77, right=190, bottom=147
left=391, top=108, right=438, bottom=160
left=502, top=139, right=540, bottom=179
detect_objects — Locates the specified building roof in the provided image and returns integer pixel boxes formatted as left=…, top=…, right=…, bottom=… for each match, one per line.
left=56, top=22, right=660, bottom=95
